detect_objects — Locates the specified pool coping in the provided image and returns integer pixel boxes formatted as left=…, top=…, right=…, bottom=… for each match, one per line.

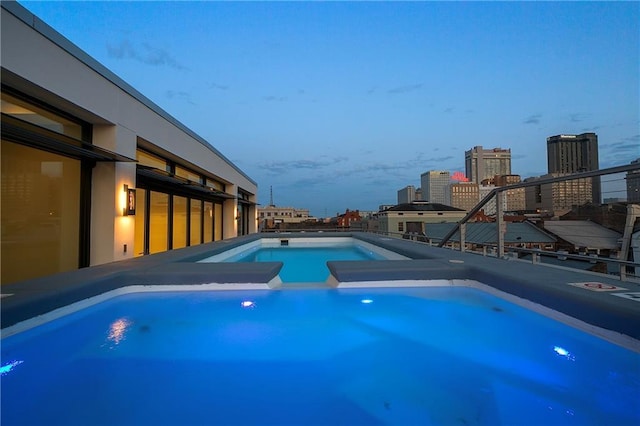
left=2, top=232, right=639, bottom=343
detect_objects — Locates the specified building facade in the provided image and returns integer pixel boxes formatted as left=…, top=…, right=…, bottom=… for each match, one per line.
left=420, top=170, right=450, bottom=204
left=492, top=174, right=526, bottom=212
left=258, top=205, right=311, bottom=228
left=1, top=2, right=257, bottom=284
left=547, top=133, right=600, bottom=203
left=449, top=182, right=480, bottom=212
left=524, top=174, right=593, bottom=215
left=626, top=158, right=640, bottom=203
left=478, top=185, right=508, bottom=216
left=397, top=185, right=417, bottom=204
left=376, top=202, right=466, bottom=235
left=464, top=146, right=511, bottom=183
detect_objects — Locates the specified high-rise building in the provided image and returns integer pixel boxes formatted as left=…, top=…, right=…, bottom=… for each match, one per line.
left=397, top=185, right=417, bottom=204
left=524, top=174, right=593, bottom=215
left=626, top=158, right=640, bottom=203
left=493, top=174, right=526, bottom=212
left=465, top=146, right=511, bottom=183
left=420, top=170, right=450, bottom=204
left=547, top=133, right=599, bottom=174
left=547, top=133, right=600, bottom=203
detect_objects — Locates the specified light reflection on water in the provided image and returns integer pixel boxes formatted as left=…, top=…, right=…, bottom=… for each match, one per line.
left=0, top=360, right=24, bottom=376
left=106, top=317, right=132, bottom=346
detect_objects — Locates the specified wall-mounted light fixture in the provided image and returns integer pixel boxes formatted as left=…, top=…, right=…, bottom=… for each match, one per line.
left=123, top=184, right=136, bottom=216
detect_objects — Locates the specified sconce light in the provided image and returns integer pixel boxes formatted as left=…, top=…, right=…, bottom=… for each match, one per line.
left=123, top=184, right=136, bottom=216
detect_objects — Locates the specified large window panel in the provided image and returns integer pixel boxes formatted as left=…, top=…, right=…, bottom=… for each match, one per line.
left=134, top=188, right=147, bottom=256
left=149, top=191, right=168, bottom=254
left=1, top=92, right=83, bottom=140
left=214, top=203, right=223, bottom=241
left=1, top=140, right=80, bottom=284
left=203, top=201, right=213, bottom=243
left=137, top=149, right=168, bottom=171
left=190, top=199, right=202, bottom=246
left=173, top=195, right=187, bottom=249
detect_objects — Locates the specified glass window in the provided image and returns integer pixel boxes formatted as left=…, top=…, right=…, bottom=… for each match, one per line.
left=205, top=178, right=224, bottom=191
left=134, top=188, right=146, bottom=256
left=149, top=191, right=168, bottom=254
left=175, top=166, right=201, bottom=184
left=1, top=140, right=80, bottom=284
left=214, top=203, right=223, bottom=241
left=137, top=149, right=168, bottom=171
left=1, top=93, right=83, bottom=140
left=203, top=202, right=213, bottom=243
left=190, top=199, right=202, bottom=245
left=173, top=196, right=187, bottom=249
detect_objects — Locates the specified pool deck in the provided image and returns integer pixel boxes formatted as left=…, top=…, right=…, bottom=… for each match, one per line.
left=2, top=232, right=639, bottom=344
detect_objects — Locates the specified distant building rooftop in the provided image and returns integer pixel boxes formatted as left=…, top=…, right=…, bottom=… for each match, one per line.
left=384, top=202, right=465, bottom=212
left=424, top=222, right=557, bottom=244
left=543, top=220, right=622, bottom=250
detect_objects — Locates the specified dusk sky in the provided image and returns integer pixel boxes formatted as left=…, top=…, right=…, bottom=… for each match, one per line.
left=20, top=1, right=639, bottom=217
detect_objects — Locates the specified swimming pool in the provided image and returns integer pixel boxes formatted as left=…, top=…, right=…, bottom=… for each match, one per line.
left=198, top=237, right=409, bottom=283
left=2, top=282, right=638, bottom=425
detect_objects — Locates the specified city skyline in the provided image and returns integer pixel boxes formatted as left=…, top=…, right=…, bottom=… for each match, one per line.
left=19, top=1, right=639, bottom=217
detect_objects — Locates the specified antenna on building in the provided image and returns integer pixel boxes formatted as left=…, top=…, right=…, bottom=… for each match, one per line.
left=269, top=185, right=274, bottom=207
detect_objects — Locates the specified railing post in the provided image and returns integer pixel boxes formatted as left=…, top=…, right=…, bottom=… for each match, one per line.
left=460, top=222, right=466, bottom=253
left=496, top=191, right=505, bottom=258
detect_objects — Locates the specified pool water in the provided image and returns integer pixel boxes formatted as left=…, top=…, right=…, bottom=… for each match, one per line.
left=228, top=246, right=387, bottom=282
left=2, top=286, right=638, bottom=425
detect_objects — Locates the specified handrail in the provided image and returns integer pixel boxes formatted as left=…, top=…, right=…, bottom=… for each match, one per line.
left=367, top=229, right=640, bottom=282
left=437, top=163, right=640, bottom=249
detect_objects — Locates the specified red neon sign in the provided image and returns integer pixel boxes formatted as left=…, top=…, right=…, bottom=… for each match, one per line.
left=451, top=171, right=469, bottom=182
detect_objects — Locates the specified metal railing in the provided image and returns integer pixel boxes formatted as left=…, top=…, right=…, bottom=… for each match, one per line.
left=370, top=229, right=639, bottom=283
left=371, top=163, right=640, bottom=282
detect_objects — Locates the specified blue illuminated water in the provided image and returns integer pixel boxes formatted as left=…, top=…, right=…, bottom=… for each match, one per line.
left=225, top=245, right=386, bottom=282
left=2, top=287, right=639, bottom=425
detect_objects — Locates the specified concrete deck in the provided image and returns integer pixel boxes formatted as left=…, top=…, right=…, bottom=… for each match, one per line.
left=2, top=232, right=639, bottom=344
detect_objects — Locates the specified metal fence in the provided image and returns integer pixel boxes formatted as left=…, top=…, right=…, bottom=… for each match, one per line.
left=371, top=163, right=640, bottom=282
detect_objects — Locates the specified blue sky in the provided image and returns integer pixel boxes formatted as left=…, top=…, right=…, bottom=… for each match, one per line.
left=20, top=1, right=639, bottom=217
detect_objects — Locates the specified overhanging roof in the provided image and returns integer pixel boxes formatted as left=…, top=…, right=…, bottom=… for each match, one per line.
left=2, top=113, right=135, bottom=162
left=136, top=166, right=235, bottom=199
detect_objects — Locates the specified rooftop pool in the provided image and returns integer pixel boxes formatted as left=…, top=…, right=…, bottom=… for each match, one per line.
left=198, top=237, right=410, bottom=283
left=2, top=281, right=638, bottom=425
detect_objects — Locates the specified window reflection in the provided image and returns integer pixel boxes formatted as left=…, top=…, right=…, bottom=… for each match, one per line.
left=149, top=191, right=168, bottom=254
left=190, top=199, right=202, bottom=246
left=134, top=188, right=146, bottom=256
left=173, top=196, right=187, bottom=249
left=1, top=140, right=80, bottom=284
left=204, top=202, right=213, bottom=243
left=1, top=93, right=83, bottom=140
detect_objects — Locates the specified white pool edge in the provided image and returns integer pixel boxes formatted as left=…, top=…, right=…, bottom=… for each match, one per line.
left=2, top=279, right=639, bottom=354
left=197, top=237, right=410, bottom=262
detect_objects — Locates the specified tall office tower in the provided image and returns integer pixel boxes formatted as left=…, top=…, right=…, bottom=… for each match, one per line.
left=547, top=133, right=600, bottom=203
left=627, top=158, right=640, bottom=203
left=465, top=146, right=512, bottom=183
left=420, top=170, right=450, bottom=204
left=397, top=185, right=417, bottom=204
